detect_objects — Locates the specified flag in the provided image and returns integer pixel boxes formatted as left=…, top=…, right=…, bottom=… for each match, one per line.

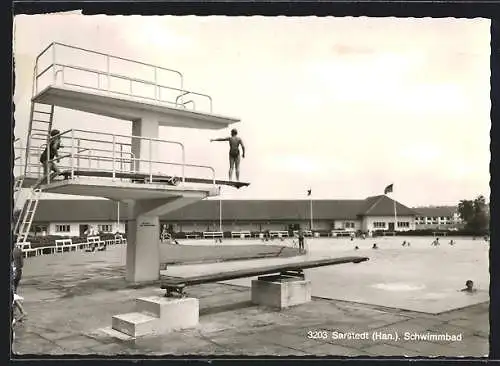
left=307, top=189, right=312, bottom=196
left=384, top=184, right=393, bottom=195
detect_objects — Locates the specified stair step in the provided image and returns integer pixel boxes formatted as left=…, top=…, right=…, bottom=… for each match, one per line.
left=135, top=296, right=195, bottom=318
left=111, top=312, right=159, bottom=337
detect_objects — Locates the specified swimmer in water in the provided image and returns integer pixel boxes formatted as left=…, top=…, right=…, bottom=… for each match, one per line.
left=211, top=129, right=246, bottom=181
left=354, top=245, right=359, bottom=250
left=372, top=243, right=378, bottom=249
left=460, top=280, right=477, bottom=293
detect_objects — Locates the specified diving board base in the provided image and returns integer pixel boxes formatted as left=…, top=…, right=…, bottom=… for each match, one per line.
left=251, top=276, right=312, bottom=309
left=111, top=297, right=199, bottom=337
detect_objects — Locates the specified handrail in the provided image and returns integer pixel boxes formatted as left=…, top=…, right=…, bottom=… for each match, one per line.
left=70, top=128, right=185, bottom=183
left=23, top=128, right=215, bottom=186
left=49, top=154, right=216, bottom=184
left=36, top=63, right=212, bottom=113
left=27, top=131, right=137, bottom=182
left=35, top=42, right=183, bottom=88
left=54, top=42, right=184, bottom=88
left=32, top=42, right=222, bottom=113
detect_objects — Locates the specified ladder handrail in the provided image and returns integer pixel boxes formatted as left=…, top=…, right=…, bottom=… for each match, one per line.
left=14, top=189, right=42, bottom=244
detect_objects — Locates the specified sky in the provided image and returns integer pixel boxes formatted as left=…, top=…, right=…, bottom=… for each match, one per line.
left=13, top=15, right=491, bottom=207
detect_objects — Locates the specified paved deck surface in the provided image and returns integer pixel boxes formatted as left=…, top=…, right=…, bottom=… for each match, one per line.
left=12, top=240, right=489, bottom=357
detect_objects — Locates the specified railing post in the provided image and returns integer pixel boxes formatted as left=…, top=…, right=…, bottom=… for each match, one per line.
left=182, top=147, right=185, bottom=183
left=34, top=63, right=39, bottom=96
left=149, top=139, right=152, bottom=183
left=120, top=143, right=123, bottom=173
left=112, top=135, right=116, bottom=180
left=106, top=55, right=110, bottom=93
left=154, top=67, right=158, bottom=100
left=71, top=130, right=75, bottom=179
left=76, top=138, right=81, bottom=169
left=46, top=135, right=51, bottom=184
left=52, top=44, right=56, bottom=85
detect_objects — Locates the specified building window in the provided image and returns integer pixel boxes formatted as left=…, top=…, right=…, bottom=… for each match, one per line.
left=345, top=222, right=355, bottom=229
left=397, top=222, right=410, bottom=228
left=98, top=224, right=113, bottom=233
left=373, top=222, right=386, bottom=228
left=55, top=224, right=70, bottom=233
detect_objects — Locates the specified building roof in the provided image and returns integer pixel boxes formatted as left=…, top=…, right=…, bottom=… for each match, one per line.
left=359, top=195, right=418, bottom=217
left=32, top=199, right=123, bottom=222
left=412, top=206, right=457, bottom=217
left=162, top=199, right=366, bottom=221
left=31, top=196, right=417, bottom=222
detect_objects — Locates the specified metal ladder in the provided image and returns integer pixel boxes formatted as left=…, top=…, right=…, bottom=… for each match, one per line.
left=23, top=102, right=55, bottom=177
left=14, top=102, right=55, bottom=244
left=14, top=188, right=42, bottom=245
left=13, top=176, right=24, bottom=208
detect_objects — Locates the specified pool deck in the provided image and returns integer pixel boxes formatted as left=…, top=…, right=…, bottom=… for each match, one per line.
left=12, top=239, right=489, bottom=357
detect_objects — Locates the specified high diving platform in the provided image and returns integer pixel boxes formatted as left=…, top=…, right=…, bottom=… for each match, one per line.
left=32, top=43, right=239, bottom=129
left=14, top=42, right=249, bottom=283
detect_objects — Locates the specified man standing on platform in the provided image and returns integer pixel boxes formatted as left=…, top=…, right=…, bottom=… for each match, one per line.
left=210, top=129, right=245, bottom=181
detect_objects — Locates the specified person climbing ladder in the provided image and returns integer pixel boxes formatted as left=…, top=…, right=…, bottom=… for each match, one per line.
left=34, top=129, right=64, bottom=188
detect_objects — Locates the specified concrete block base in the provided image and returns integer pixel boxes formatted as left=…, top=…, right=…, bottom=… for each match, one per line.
left=111, top=297, right=199, bottom=337
left=112, top=312, right=158, bottom=337
left=251, top=275, right=312, bottom=309
left=137, top=296, right=199, bottom=330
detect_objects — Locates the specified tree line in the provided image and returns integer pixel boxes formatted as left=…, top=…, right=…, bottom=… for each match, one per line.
left=457, top=195, right=489, bottom=234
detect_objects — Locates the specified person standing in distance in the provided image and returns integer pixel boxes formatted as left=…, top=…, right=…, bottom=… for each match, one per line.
left=210, top=129, right=245, bottom=181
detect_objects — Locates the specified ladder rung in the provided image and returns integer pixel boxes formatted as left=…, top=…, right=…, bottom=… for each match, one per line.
left=33, top=119, right=51, bottom=123
left=34, top=110, right=52, bottom=115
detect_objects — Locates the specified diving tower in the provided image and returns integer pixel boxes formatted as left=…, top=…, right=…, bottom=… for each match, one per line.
left=15, top=42, right=249, bottom=283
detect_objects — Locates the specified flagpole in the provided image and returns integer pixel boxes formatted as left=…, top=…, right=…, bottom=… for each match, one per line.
left=310, top=198, right=313, bottom=231
left=393, top=197, right=398, bottom=233
left=307, top=188, right=313, bottom=231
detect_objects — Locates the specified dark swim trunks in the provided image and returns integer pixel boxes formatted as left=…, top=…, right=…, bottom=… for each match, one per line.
left=229, top=149, right=240, bottom=168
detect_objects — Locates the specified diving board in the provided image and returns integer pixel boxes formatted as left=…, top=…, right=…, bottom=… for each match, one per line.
left=59, top=170, right=250, bottom=189
left=161, top=256, right=369, bottom=297
left=110, top=256, right=369, bottom=337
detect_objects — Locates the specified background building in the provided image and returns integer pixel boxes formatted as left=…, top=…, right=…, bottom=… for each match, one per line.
left=412, top=206, right=463, bottom=230
left=29, top=195, right=418, bottom=237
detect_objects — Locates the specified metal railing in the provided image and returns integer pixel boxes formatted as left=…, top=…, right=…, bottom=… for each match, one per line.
left=27, top=133, right=136, bottom=174
left=19, top=129, right=217, bottom=187
left=33, top=42, right=213, bottom=113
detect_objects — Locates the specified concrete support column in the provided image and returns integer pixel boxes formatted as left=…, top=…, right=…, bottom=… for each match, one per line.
left=131, top=116, right=159, bottom=174
left=126, top=214, right=160, bottom=282
left=127, top=116, right=161, bottom=282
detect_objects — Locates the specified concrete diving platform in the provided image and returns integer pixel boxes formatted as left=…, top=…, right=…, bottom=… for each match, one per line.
left=38, top=177, right=217, bottom=203
left=33, top=42, right=239, bottom=130
left=34, top=85, right=239, bottom=130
